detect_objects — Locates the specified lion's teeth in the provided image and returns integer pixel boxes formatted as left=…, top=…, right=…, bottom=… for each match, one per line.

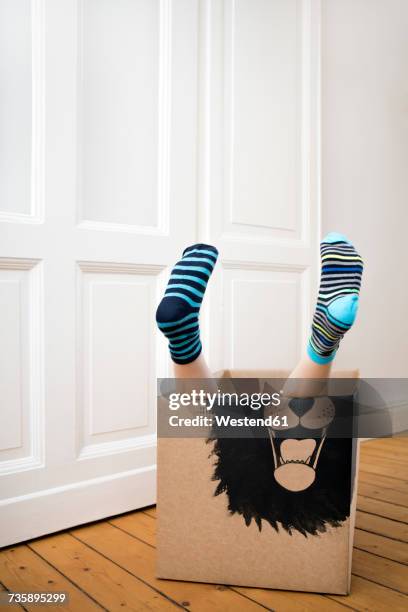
left=280, top=439, right=316, bottom=463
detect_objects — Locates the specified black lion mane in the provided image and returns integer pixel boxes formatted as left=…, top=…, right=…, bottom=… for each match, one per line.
left=208, top=433, right=353, bottom=537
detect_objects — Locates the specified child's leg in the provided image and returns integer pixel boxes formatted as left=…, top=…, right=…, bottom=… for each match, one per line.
left=289, top=356, right=332, bottom=380
left=156, top=243, right=218, bottom=379
left=285, top=356, right=333, bottom=396
left=173, top=353, right=213, bottom=379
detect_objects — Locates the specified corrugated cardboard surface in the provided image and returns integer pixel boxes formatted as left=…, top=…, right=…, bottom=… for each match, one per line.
left=157, top=370, right=359, bottom=594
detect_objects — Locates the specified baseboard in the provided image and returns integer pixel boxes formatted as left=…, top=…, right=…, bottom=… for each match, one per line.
left=0, top=464, right=156, bottom=547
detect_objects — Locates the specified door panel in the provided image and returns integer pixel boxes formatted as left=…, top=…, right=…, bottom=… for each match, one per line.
left=76, top=263, right=160, bottom=459
left=226, top=0, right=300, bottom=237
left=222, top=268, right=305, bottom=370
left=78, top=0, right=161, bottom=230
left=0, top=0, right=33, bottom=217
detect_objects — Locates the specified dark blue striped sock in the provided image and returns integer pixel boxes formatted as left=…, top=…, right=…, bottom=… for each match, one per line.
left=156, top=243, right=218, bottom=364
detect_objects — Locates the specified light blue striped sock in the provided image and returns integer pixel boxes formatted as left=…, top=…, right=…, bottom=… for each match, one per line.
left=308, top=233, right=363, bottom=364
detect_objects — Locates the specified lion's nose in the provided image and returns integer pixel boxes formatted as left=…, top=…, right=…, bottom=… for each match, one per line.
left=288, top=397, right=314, bottom=417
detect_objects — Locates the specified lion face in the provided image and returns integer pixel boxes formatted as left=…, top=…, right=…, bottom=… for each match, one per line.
left=209, top=394, right=354, bottom=537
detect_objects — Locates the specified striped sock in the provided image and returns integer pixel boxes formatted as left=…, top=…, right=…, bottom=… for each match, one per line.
left=308, top=232, right=364, bottom=364
left=156, top=243, right=218, bottom=364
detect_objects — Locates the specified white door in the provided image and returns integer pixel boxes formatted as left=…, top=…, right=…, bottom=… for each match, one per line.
left=0, top=0, right=198, bottom=546
left=0, top=0, right=320, bottom=547
left=199, top=0, right=321, bottom=373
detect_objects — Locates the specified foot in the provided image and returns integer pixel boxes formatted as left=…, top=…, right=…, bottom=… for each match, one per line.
left=156, top=244, right=218, bottom=364
left=307, top=232, right=363, bottom=364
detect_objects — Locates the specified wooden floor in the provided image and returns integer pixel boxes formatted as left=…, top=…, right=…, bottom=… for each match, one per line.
left=1, top=438, right=407, bottom=612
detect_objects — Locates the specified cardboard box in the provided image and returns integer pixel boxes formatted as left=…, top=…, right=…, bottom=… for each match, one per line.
left=157, top=370, right=359, bottom=595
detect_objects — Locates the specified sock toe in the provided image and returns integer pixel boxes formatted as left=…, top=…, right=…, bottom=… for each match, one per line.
left=322, top=232, right=352, bottom=245
left=182, top=243, right=218, bottom=257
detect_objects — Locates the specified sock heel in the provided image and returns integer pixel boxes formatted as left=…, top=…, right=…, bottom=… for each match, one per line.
left=156, top=298, right=196, bottom=325
left=327, top=294, right=359, bottom=327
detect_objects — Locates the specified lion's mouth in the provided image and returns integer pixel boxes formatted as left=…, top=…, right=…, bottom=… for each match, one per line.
left=274, top=462, right=317, bottom=492
left=269, top=435, right=327, bottom=492
left=279, top=438, right=316, bottom=465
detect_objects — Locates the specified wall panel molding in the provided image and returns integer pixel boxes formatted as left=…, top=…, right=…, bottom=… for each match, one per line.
left=222, top=265, right=309, bottom=369
left=222, top=259, right=309, bottom=273
left=76, top=0, right=172, bottom=236
left=0, top=258, right=44, bottom=475
left=208, top=260, right=312, bottom=372
left=77, top=433, right=156, bottom=461
left=76, top=261, right=164, bottom=460
left=0, top=0, right=45, bottom=225
left=222, top=0, right=313, bottom=244
left=77, top=261, right=165, bottom=276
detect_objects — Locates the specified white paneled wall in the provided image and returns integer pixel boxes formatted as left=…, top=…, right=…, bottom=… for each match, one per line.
left=0, top=0, right=320, bottom=545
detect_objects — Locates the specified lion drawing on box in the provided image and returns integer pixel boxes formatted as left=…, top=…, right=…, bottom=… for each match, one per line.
left=208, top=384, right=355, bottom=537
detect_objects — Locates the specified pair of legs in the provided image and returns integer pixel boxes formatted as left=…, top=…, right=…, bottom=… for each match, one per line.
left=172, top=345, right=333, bottom=402
left=157, top=235, right=363, bottom=385
left=172, top=348, right=332, bottom=381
